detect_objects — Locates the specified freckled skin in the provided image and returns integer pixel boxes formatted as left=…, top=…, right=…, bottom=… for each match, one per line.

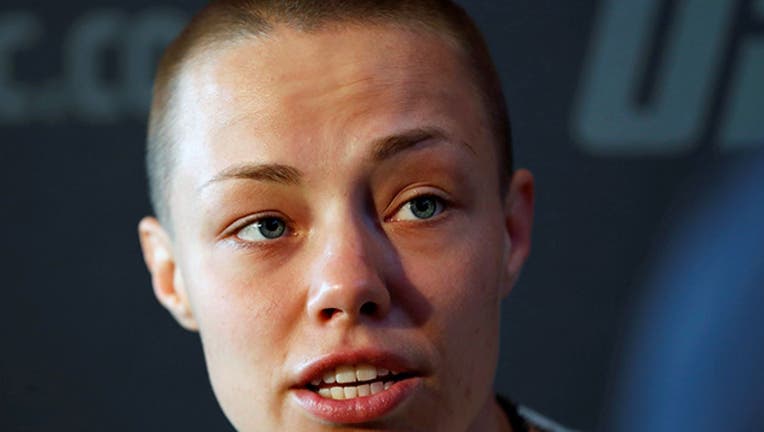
left=140, top=23, right=533, bottom=432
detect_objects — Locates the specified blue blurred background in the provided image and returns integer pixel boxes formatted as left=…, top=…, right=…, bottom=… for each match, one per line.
left=1, top=0, right=762, bottom=430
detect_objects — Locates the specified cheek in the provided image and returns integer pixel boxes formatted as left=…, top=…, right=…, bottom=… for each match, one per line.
left=410, top=209, right=506, bottom=321
left=403, top=215, right=505, bottom=392
left=188, top=255, right=280, bottom=350
left=179, top=248, right=302, bottom=425
left=442, top=248, right=503, bottom=414
left=187, top=242, right=303, bottom=328
left=432, top=238, right=503, bottom=356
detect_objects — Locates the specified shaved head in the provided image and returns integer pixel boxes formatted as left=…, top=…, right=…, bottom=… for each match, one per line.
left=138, top=3, right=536, bottom=430
left=146, top=0, right=511, bottom=227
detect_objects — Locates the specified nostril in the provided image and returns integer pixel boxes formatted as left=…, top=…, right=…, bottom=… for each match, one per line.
left=318, top=302, right=380, bottom=321
left=360, top=302, right=377, bottom=316
left=320, top=308, right=341, bottom=320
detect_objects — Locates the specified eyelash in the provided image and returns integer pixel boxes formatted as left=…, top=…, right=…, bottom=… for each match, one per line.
left=386, top=193, right=451, bottom=223
left=223, top=212, right=293, bottom=244
left=225, top=192, right=452, bottom=247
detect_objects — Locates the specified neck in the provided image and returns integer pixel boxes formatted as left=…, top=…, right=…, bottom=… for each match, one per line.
left=467, top=394, right=513, bottom=432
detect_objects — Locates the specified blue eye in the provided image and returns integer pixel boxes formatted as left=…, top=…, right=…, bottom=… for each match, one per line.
left=395, top=196, right=444, bottom=221
left=237, top=217, right=287, bottom=241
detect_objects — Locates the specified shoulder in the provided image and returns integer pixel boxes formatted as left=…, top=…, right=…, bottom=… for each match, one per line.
left=496, top=395, right=579, bottom=432
left=517, top=404, right=578, bottom=432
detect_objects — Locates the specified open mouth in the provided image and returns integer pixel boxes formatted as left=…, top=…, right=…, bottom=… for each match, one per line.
left=291, top=354, right=424, bottom=423
left=306, top=363, right=413, bottom=400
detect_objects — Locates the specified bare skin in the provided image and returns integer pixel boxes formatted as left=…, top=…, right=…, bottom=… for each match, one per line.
left=139, top=23, right=533, bottom=432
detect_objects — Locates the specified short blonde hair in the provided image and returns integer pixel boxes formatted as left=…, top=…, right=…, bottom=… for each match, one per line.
left=146, top=0, right=511, bottom=226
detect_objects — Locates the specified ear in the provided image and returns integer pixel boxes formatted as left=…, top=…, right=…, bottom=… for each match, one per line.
left=500, top=169, right=535, bottom=298
left=138, top=217, right=198, bottom=331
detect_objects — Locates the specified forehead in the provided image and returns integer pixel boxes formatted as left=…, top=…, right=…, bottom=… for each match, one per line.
left=171, top=23, right=491, bottom=194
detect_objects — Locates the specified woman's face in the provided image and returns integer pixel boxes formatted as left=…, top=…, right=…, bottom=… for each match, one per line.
left=144, top=23, right=532, bottom=432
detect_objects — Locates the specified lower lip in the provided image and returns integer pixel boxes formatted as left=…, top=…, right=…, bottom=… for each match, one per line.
left=291, top=377, right=422, bottom=424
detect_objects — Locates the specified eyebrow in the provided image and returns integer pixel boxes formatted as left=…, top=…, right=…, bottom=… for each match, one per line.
left=199, top=127, right=473, bottom=190
left=200, top=163, right=303, bottom=190
left=371, top=127, right=474, bottom=161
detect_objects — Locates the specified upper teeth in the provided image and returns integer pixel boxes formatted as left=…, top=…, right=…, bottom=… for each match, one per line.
left=311, top=364, right=391, bottom=386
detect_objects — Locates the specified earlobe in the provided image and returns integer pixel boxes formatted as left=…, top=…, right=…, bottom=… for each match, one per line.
left=501, top=169, right=535, bottom=298
left=138, top=217, right=198, bottom=331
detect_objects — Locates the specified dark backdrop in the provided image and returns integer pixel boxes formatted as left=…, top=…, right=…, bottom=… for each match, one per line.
left=1, top=0, right=762, bottom=430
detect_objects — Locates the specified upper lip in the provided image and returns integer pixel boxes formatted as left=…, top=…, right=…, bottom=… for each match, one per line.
left=291, top=348, right=422, bottom=388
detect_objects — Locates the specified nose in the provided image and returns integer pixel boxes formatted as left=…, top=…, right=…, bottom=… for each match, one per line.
left=306, top=215, right=391, bottom=325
